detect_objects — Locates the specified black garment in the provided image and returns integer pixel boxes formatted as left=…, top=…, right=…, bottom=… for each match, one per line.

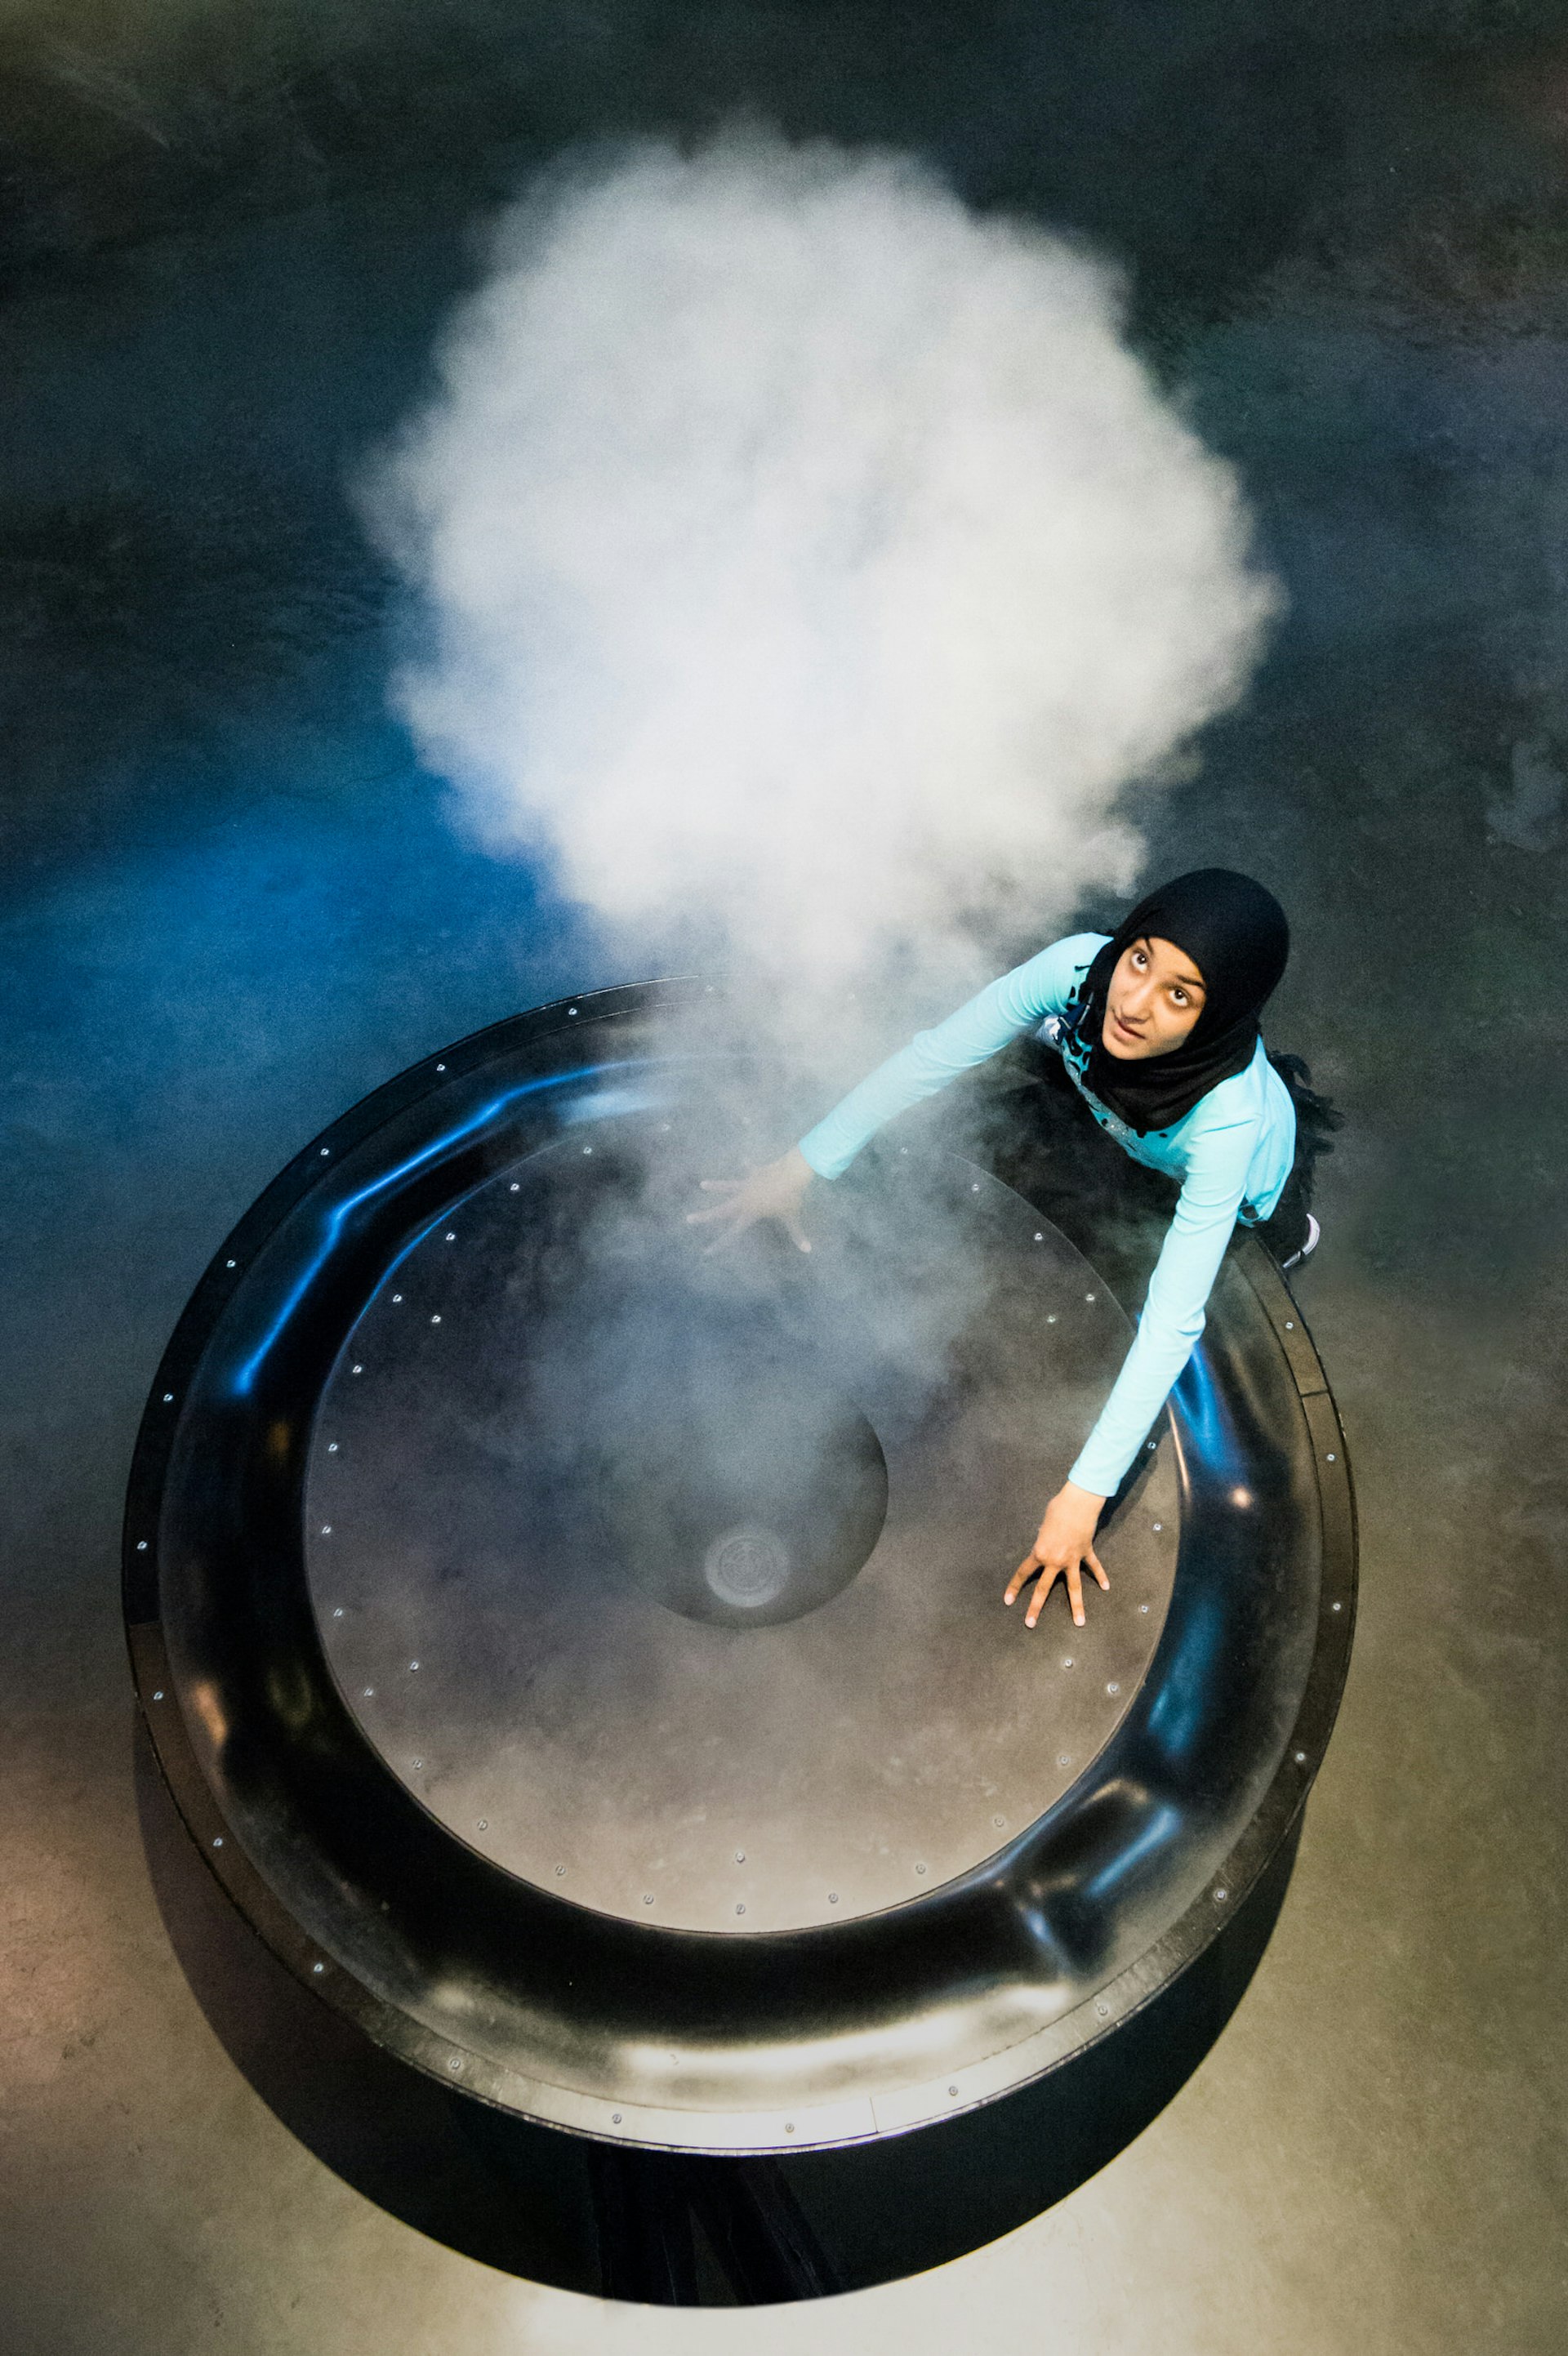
left=977, top=1035, right=1338, bottom=1289
left=1067, top=869, right=1290, bottom=1136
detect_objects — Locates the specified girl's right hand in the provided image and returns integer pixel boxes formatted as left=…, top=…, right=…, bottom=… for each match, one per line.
left=686, top=1147, right=815, bottom=1255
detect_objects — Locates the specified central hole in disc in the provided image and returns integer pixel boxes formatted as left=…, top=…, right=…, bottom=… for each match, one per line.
left=702, top=1525, right=793, bottom=1609
left=576, top=1285, right=889, bottom=1629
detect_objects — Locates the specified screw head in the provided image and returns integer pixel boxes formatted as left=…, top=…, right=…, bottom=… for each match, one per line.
left=327, top=1442, right=339, bottom=1453
left=319, top=1147, right=330, bottom=1157
left=448, top=2057, right=462, bottom=2074
left=411, top=1758, right=424, bottom=1770
left=225, top=1258, right=237, bottom=1268
left=212, top=1837, right=223, bottom=1848
left=1285, top=1320, right=1295, bottom=1329
left=363, top=1686, right=374, bottom=1698
left=436, top=1062, right=446, bottom=1071
left=1107, top=1681, right=1120, bottom=1695
left=1326, top=1451, right=1336, bottom=1463
left=555, top=1864, right=566, bottom=1877
left=828, top=1891, right=839, bottom=1904
left=1062, top=1657, right=1074, bottom=1669
left=1152, top=1521, right=1162, bottom=1531
left=1095, top=2000, right=1110, bottom=2018
left=642, top=1893, right=653, bottom=1906
left=321, top=1525, right=332, bottom=1535
left=391, top=1293, right=403, bottom=1303
left=735, top=1851, right=745, bottom=1863
left=736, top=1903, right=745, bottom=1915
left=352, top=1364, right=363, bottom=1374
left=152, top=1690, right=163, bottom=1701
left=510, top=1182, right=519, bottom=1192
left=915, top=1862, right=927, bottom=1875
left=1295, top=1750, right=1307, bottom=1764
left=1085, top=1292, right=1097, bottom=1303
left=312, top=1962, right=324, bottom=1975
left=409, top=1660, right=420, bottom=1671
left=430, top=1313, right=442, bottom=1325
left=332, top=1607, right=343, bottom=1619
left=949, top=2083, right=959, bottom=2095
left=1139, top=1602, right=1150, bottom=1614
left=445, top=1231, right=457, bottom=1242
left=1057, top=1753, right=1071, bottom=1767
left=992, top=1814, right=1004, bottom=1828
left=136, top=1540, right=148, bottom=1552
left=1332, top=1601, right=1343, bottom=1612
left=163, top=1392, right=174, bottom=1404
left=477, top=1819, right=488, bottom=1831
left=1214, top=1886, right=1228, bottom=1903
left=612, top=2111, right=622, bottom=2123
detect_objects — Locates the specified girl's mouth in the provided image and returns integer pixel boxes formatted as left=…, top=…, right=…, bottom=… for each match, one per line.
left=1110, top=1012, right=1142, bottom=1044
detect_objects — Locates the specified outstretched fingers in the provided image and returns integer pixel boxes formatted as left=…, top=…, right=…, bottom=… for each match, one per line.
left=1024, top=1562, right=1062, bottom=1628
left=1004, top=1553, right=1039, bottom=1607
left=685, top=1178, right=742, bottom=1225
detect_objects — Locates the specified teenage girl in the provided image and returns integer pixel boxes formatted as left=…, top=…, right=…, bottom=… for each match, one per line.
left=690, top=869, right=1331, bottom=1632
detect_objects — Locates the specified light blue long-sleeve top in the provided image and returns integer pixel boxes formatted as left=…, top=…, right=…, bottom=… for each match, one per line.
left=797, top=933, right=1297, bottom=1498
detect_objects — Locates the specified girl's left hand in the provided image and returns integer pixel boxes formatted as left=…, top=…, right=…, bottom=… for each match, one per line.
left=1005, top=1481, right=1110, bottom=1629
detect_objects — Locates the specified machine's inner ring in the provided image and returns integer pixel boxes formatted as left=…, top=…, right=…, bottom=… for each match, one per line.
left=305, top=1116, right=1180, bottom=1935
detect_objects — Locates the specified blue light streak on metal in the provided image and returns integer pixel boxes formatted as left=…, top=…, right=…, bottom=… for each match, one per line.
left=1081, top=1798, right=1181, bottom=1904
left=1172, top=1345, right=1243, bottom=1472
left=232, top=1062, right=632, bottom=1396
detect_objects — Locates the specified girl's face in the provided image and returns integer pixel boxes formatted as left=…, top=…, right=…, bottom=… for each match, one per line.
left=1101, top=935, right=1207, bottom=1060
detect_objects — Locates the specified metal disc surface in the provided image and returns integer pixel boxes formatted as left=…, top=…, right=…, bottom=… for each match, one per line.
left=306, top=1120, right=1179, bottom=1934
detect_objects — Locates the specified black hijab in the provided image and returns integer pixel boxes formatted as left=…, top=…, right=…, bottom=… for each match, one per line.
left=1067, top=868, right=1290, bottom=1136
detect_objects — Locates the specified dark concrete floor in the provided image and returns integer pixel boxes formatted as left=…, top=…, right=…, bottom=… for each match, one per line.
left=2, top=7, right=1566, bottom=2350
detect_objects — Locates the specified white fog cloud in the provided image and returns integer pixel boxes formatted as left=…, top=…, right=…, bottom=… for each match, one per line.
left=371, top=136, right=1277, bottom=1000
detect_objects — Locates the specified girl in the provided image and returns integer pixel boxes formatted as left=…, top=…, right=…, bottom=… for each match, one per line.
left=690, top=869, right=1334, bottom=1632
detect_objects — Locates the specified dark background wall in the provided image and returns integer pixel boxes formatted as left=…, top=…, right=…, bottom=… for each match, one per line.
left=1, top=7, right=1563, bottom=2351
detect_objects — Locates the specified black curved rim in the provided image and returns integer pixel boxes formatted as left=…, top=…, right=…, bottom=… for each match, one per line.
left=123, top=978, right=1357, bottom=2155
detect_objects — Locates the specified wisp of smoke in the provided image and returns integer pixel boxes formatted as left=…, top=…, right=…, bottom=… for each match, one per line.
left=369, top=135, right=1278, bottom=1007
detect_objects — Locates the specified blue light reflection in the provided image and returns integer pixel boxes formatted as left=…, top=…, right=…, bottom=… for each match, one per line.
left=232, top=1061, right=640, bottom=1396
